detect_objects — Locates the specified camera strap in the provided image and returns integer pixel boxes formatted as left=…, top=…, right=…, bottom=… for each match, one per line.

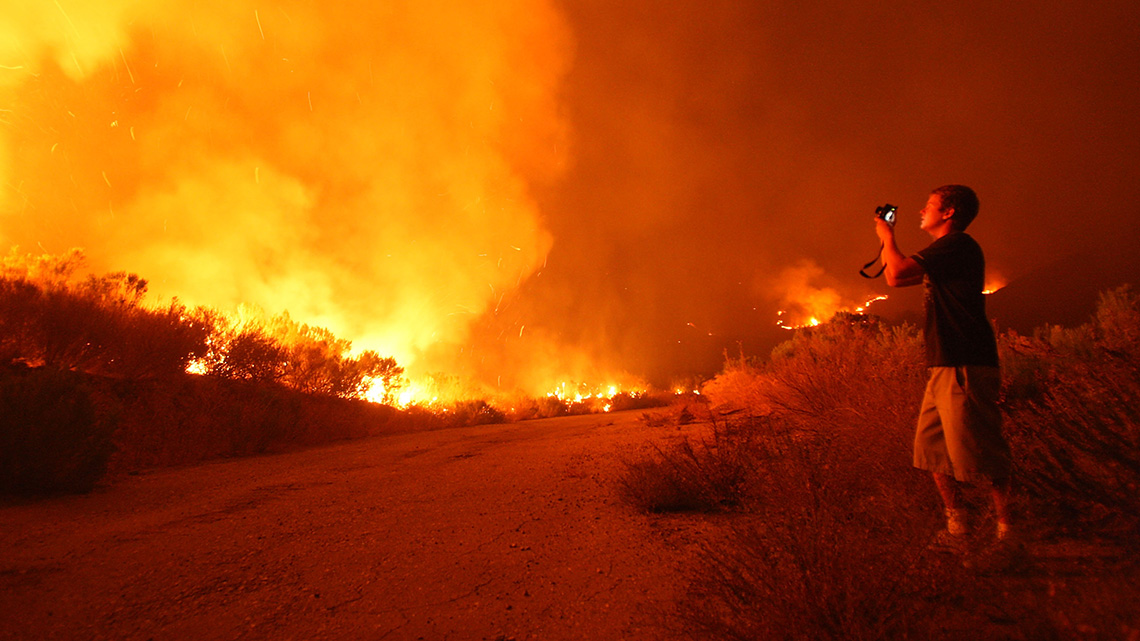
left=859, top=243, right=885, bottom=279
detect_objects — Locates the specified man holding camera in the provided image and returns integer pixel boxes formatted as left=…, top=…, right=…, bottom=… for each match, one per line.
left=874, top=184, right=1013, bottom=555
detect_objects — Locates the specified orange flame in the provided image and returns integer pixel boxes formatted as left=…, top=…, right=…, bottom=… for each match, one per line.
left=0, top=0, right=589, bottom=398
left=983, top=272, right=1008, bottom=295
left=776, top=294, right=888, bottom=330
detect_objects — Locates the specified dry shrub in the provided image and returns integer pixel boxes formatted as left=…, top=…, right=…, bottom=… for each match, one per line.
left=703, top=315, right=926, bottom=434
left=508, top=395, right=569, bottom=420
left=617, top=416, right=764, bottom=513
left=266, top=313, right=404, bottom=401
left=625, top=316, right=954, bottom=640
left=447, top=400, right=507, bottom=426
left=635, top=291, right=1140, bottom=640
left=107, top=375, right=400, bottom=472
left=638, top=410, right=671, bottom=428
left=0, top=367, right=116, bottom=495
left=623, top=315, right=924, bottom=518
left=199, top=323, right=289, bottom=384
left=700, top=352, right=773, bottom=416
left=1000, top=286, right=1140, bottom=532
left=0, top=256, right=211, bottom=379
left=609, top=390, right=669, bottom=412
left=676, top=414, right=938, bottom=641
left=760, top=314, right=926, bottom=432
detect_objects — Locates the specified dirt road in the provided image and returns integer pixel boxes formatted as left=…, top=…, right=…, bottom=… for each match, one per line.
left=1, top=411, right=705, bottom=641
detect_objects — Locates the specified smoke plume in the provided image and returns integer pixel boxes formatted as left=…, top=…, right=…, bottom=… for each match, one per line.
left=1, top=0, right=572, bottom=392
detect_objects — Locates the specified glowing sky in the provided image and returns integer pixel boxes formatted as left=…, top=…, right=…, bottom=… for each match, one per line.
left=2, top=1, right=1138, bottom=390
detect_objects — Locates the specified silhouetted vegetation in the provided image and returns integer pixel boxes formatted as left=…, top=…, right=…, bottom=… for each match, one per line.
left=0, top=367, right=115, bottom=494
left=0, top=249, right=650, bottom=495
left=1000, top=286, right=1140, bottom=532
left=617, top=415, right=759, bottom=513
left=0, top=249, right=414, bottom=495
left=1, top=249, right=212, bottom=379
left=622, top=287, right=1140, bottom=640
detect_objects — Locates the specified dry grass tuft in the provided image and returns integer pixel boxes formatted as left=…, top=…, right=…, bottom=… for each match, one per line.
left=617, top=415, right=766, bottom=513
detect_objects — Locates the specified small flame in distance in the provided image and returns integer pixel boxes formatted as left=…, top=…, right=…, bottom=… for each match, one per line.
left=776, top=294, right=888, bottom=330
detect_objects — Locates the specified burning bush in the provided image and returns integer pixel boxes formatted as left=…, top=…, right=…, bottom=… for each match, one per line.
left=2, top=249, right=405, bottom=404
left=196, top=318, right=290, bottom=384
left=265, top=312, right=404, bottom=402
left=448, top=400, right=507, bottom=426
left=1, top=250, right=211, bottom=378
left=0, top=250, right=417, bottom=493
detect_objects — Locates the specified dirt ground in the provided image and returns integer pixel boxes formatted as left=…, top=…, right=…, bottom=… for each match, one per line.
left=0, top=410, right=708, bottom=641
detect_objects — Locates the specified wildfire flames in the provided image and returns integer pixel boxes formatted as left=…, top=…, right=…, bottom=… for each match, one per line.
left=771, top=259, right=1012, bottom=331
left=0, top=4, right=1021, bottom=404
left=769, top=260, right=888, bottom=330
left=984, top=273, right=1008, bottom=295
left=0, top=0, right=620, bottom=399
left=777, top=294, right=889, bottom=330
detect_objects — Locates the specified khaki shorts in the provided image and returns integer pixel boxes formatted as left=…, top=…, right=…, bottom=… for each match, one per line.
left=914, top=366, right=1010, bottom=483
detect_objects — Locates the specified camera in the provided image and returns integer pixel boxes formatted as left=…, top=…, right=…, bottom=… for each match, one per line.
left=875, top=203, right=897, bottom=226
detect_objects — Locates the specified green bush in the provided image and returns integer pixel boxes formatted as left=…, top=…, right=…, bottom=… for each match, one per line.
left=0, top=367, right=116, bottom=495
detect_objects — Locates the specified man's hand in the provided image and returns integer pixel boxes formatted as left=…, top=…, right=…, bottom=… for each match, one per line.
left=874, top=218, right=924, bottom=287
left=875, top=218, right=895, bottom=245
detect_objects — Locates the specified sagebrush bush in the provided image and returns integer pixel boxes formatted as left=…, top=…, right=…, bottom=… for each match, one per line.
left=763, top=315, right=926, bottom=433
left=671, top=415, right=935, bottom=641
left=627, top=289, right=1140, bottom=640
left=703, top=314, right=926, bottom=435
left=617, top=416, right=764, bottom=513
left=622, top=314, right=980, bottom=639
left=609, top=390, right=669, bottom=412
left=626, top=315, right=924, bottom=517
left=448, top=400, right=507, bottom=426
left=2, top=250, right=405, bottom=403
left=1000, top=286, right=1140, bottom=531
left=267, top=312, right=404, bottom=401
left=0, top=367, right=116, bottom=494
left=107, top=375, right=400, bottom=471
left=1, top=271, right=211, bottom=379
left=699, top=352, right=772, bottom=417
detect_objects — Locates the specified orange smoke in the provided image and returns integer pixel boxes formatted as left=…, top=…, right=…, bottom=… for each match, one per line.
left=769, top=260, right=887, bottom=330
left=1, top=0, right=574, bottom=395
left=984, top=271, right=1008, bottom=295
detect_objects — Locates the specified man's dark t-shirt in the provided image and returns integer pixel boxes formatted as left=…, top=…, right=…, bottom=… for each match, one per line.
left=912, top=232, right=999, bottom=368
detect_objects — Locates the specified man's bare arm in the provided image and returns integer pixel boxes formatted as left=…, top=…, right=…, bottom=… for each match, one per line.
left=875, top=219, right=925, bottom=287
